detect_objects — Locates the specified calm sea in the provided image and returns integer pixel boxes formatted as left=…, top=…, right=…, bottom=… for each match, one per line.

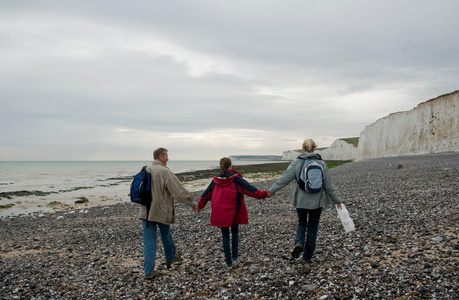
left=0, top=160, right=280, bottom=194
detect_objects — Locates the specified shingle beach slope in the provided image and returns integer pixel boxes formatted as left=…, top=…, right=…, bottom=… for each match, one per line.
left=1, top=153, right=458, bottom=299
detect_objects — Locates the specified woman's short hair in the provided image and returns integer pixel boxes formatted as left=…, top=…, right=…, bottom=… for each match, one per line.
left=153, top=148, right=168, bottom=160
left=302, top=139, right=317, bottom=152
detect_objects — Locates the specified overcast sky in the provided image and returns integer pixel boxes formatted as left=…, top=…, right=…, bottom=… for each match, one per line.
left=1, top=1, right=458, bottom=161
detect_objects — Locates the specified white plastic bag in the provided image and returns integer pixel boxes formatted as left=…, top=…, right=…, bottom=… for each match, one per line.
left=336, top=204, right=355, bottom=233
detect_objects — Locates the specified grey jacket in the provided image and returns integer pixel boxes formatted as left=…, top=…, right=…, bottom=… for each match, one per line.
left=268, top=152, right=342, bottom=209
left=138, top=160, right=196, bottom=224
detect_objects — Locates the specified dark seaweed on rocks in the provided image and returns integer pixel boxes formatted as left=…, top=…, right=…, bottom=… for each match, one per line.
left=0, top=190, right=54, bottom=198
left=1, top=153, right=458, bottom=299
left=175, top=162, right=291, bottom=182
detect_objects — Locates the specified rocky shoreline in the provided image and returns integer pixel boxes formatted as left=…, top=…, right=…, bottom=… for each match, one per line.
left=0, top=162, right=293, bottom=217
left=0, top=162, right=292, bottom=200
left=175, top=162, right=292, bottom=182
left=1, top=153, right=458, bottom=299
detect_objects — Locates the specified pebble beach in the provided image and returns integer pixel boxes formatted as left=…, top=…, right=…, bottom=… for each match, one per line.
left=1, top=153, right=458, bottom=299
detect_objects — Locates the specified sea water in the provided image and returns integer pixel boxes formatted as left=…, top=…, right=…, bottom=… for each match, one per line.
left=0, top=160, right=281, bottom=217
left=0, top=161, right=221, bottom=193
left=0, top=160, right=279, bottom=193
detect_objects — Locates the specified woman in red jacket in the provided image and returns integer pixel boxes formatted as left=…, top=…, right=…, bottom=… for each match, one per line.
left=197, top=157, right=271, bottom=268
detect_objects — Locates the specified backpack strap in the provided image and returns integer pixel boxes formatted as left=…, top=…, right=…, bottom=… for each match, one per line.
left=296, top=157, right=306, bottom=183
left=144, top=167, right=152, bottom=227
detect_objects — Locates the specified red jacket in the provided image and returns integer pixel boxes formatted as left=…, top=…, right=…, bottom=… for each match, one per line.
left=198, top=169, right=268, bottom=227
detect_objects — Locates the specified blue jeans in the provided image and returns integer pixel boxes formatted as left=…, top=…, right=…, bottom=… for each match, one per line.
left=142, top=220, right=176, bottom=275
left=295, top=207, right=322, bottom=261
left=221, top=225, right=239, bottom=267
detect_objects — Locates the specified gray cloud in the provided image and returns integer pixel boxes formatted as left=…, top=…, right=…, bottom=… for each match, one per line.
left=0, top=0, right=458, bottom=160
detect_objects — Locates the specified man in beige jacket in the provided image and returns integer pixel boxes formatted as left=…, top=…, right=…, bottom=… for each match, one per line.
left=139, top=147, right=198, bottom=279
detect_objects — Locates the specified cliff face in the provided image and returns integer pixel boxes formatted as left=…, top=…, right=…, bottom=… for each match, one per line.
left=317, top=139, right=359, bottom=160
left=281, top=150, right=301, bottom=160
left=358, top=91, right=459, bottom=159
left=281, top=138, right=359, bottom=161
left=281, top=91, right=459, bottom=161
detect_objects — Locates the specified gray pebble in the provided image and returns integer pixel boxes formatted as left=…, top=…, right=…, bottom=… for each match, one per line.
left=1, top=153, right=458, bottom=299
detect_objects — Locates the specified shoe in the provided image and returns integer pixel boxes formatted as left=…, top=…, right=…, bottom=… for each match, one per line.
left=166, top=250, right=182, bottom=268
left=301, top=259, right=311, bottom=273
left=232, top=259, right=239, bottom=267
left=291, top=244, right=303, bottom=259
left=145, top=271, right=158, bottom=280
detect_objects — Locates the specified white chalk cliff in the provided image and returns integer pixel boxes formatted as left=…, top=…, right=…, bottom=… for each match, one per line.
left=317, top=139, right=359, bottom=160
left=281, top=150, right=302, bottom=160
left=281, top=91, right=459, bottom=161
left=281, top=138, right=359, bottom=161
left=358, top=91, right=459, bottom=159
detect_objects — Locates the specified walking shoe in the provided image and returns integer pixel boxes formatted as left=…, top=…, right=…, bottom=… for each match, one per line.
left=232, top=259, right=239, bottom=268
left=166, top=250, right=182, bottom=269
left=301, top=259, right=311, bottom=273
left=291, top=244, right=303, bottom=259
left=145, top=271, right=158, bottom=280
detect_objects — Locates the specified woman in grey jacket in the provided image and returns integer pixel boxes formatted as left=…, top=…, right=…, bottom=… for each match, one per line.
left=268, top=139, right=342, bottom=272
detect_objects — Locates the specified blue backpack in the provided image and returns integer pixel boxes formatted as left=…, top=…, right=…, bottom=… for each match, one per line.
left=130, top=166, right=152, bottom=206
left=298, top=158, right=324, bottom=193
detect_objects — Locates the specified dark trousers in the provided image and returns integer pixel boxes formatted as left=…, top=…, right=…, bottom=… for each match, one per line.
left=221, top=225, right=239, bottom=267
left=295, top=207, right=323, bottom=261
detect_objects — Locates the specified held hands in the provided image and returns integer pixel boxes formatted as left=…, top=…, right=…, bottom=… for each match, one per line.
left=336, top=203, right=342, bottom=210
left=267, top=192, right=273, bottom=198
left=193, top=204, right=201, bottom=214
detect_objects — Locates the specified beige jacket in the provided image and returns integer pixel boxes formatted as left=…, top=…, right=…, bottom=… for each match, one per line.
left=138, top=160, right=196, bottom=224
